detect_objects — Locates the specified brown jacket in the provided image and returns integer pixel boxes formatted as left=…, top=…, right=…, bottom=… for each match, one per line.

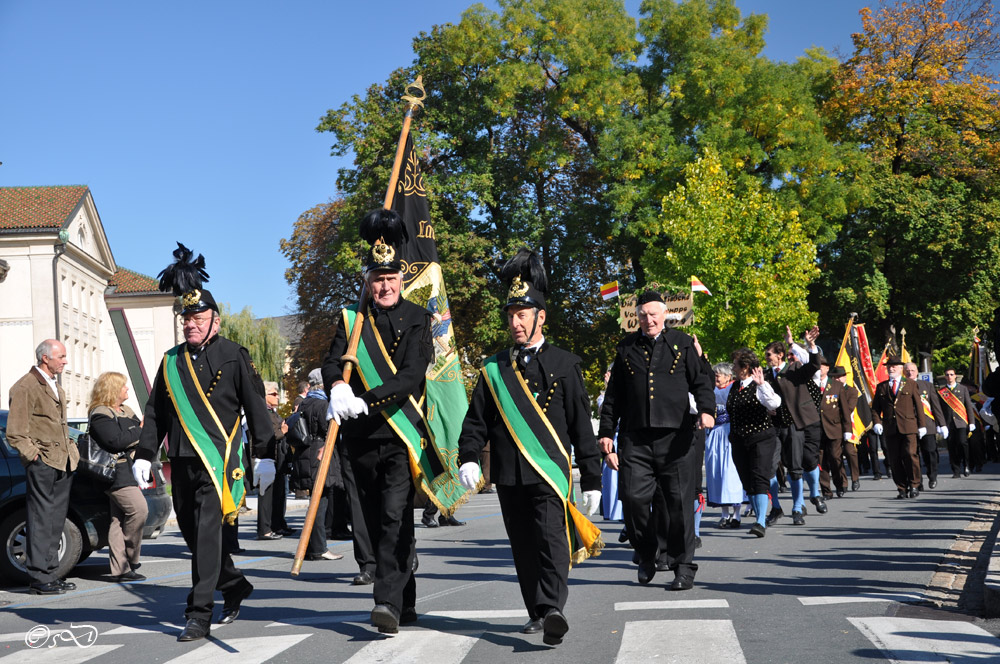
left=872, top=376, right=929, bottom=436
left=6, top=367, right=78, bottom=470
left=820, top=381, right=859, bottom=440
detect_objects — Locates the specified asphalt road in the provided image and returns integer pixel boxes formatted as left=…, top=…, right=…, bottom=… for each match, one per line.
left=2, top=463, right=1000, bottom=664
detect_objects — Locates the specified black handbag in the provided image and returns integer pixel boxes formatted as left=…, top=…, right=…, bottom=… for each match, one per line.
left=76, top=431, right=117, bottom=483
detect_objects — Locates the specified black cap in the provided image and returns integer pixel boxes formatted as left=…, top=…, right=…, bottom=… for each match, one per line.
left=636, top=290, right=664, bottom=306
left=360, top=209, right=407, bottom=274
left=828, top=365, right=847, bottom=378
left=179, top=288, right=219, bottom=315
left=500, top=248, right=547, bottom=311
left=158, top=243, right=219, bottom=314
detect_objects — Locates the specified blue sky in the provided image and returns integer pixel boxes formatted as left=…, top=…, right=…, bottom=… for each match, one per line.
left=1, top=0, right=870, bottom=319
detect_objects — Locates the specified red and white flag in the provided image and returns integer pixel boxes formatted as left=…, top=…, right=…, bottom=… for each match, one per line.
left=600, top=281, right=620, bottom=301
left=690, top=276, right=712, bottom=296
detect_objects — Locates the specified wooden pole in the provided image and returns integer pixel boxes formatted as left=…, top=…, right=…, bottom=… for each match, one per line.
left=291, top=75, right=424, bottom=576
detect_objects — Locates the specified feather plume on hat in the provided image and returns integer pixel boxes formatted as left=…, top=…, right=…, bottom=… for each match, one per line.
left=157, top=242, right=209, bottom=295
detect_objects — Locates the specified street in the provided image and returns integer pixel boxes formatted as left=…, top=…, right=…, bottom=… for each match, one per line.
left=2, top=463, right=1000, bottom=664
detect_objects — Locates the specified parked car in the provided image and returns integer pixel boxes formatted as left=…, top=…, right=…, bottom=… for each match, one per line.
left=0, top=410, right=172, bottom=584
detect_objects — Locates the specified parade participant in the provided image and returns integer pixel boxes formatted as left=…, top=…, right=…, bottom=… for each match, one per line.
left=727, top=348, right=782, bottom=537
left=704, top=362, right=745, bottom=528
left=255, top=381, right=286, bottom=541
left=818, top=366, right=859, bottom=497
left=940, top=368, right=976, bottom=477
left=321, top=209, right=432, bottom=635
left=871, top=356, right=929, bottom=498
left=904, top=362, right=948, bottom=489
left=458, top=248, right=602, bottom=646
left=88, top=372, right=148, bottom=582
left=134, top=244, right=269, bottom=641
left=7, top=339, right=77, bottom=595
left=598, top=290, right=715, bottom=591
left=296, top=372, right=344, bottom=562
left=762, top=327, right=823, bottom=526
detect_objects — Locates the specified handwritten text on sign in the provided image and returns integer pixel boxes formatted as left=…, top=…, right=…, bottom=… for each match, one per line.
left=620, top=293, right=693, bottom=331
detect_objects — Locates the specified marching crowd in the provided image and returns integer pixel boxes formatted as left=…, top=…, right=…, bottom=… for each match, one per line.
left=7, top=208, right=997, bottom=649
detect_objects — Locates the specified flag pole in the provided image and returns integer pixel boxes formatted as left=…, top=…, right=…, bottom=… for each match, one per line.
left=292, top=75, right=426, bottom=576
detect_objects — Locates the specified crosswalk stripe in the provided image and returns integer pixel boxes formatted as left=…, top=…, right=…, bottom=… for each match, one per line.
left=849, top=617, right=1000, bottom=662
left=344, top=630, right=479, bottom=664
left=103, top=622, right=183, bottom=636
left=0, top=644, right=122, bottom=663
left=799, top=593, right=924, bottom=606
left=424, top=609, right=527, bottom=619
left=163, top=634, right=310, bottom=663
left=615, top=620, right=747, bottom=664
left=615, top=600, right=729, bottom=611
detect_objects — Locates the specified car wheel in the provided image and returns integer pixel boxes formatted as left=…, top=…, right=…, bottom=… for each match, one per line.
left=0, top=509, right=84, bottom=584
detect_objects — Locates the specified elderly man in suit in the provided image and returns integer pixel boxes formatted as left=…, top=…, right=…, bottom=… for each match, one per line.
left=871, top=356, right=929, bottom=499
left=903, top=362, right=948, bottom=489
left=819, top=366, right=859, bottom=497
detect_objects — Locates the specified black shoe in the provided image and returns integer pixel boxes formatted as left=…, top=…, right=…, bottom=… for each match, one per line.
left=896, top=490, right=907, bottom=499
left=421, top=514, right=439, bottom=528
left=964, top=469, right=970, bottom=477
left=810, top=497, right=828, bottom=514
left=670, top=574, right=694, bottom=591
left=694, top=536, right=702, bottom=549
left=836, top=489, right=846, bottom=498
left=229, top=546, right=246, bottom=554
left=618, top=527, right=629, bottom=543
left=929, top=480, right=937, bottom=489
left=918, top=484, right=925, bottom=492
left=908, top=487, right=920, bottom=499
left=749, top=523, right=766, bottom=538
left=352, top=571, right=374, bottom=586
left=522, top=618, right=543, bottom=634
left=371, top=603, right=400, bottom=634
left=479, top=484, right=495, bottom=494
left=277, top=527, right=297, bottom=536
left=637, top=561, right=656, bottom=585
left=438, top=515, right=466, bottom=526
left=953, top=472, right=961, bottom=478
left=400, top=607, right=418, bottom=624
left=28, top=581, right=65, bottom=595
left=874, top=473, right=882, bottom=480
left=329, top=530, right=353, bottom=540
left=655, top=557, right=670, bottom=572
left=792, top=511, right=805, bottom=526
left=117, top=570, right=145, bottom=582
left=765, top=508, right=784, bottom=526
left=256, top=532, right=283, bottom=540
left=56, top=578, right=76, bottom=591
left=178, top=618, right=211, bottom=642
left=219, top=582, right=253, bottom=624
left=542, top=608, right=569, bottom=646
left=852, top=480, right=861, bottom=491
left=727, top=519, right=741, bottom=529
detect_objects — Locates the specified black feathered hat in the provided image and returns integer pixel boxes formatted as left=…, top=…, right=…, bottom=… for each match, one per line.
left=157, top=242, right=218, bottom=314
left=500, top=248, right=547, bottom=311
left=359, top=208, right=408, bottom=274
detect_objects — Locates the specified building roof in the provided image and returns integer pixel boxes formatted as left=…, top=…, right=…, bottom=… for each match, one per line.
left=107, top=267, right=162, bottom=296
left=260, top=314, right=302, bottom=346
left=0, top=185, right=90, bottom=231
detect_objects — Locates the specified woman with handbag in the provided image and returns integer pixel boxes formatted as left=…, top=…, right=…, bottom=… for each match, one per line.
left=88, top=372, right=148, bottom=581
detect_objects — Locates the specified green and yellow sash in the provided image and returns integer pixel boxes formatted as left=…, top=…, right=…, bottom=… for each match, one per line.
left=481, top=351, right=603, bottom=565
left=343, top=306, right=467, bottom=516
left=162, top=344, right=245, bottom=524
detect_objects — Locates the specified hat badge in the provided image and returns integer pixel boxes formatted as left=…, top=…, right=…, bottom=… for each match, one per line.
left=372, top=238, right=395, bottom=265
left=182, top=289, right=201, bottom=308
left=509, top=276, right=529, bottom=299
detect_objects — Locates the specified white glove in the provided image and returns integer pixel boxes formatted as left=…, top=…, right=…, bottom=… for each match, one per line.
left=132, top=459, right=151, bottom=489
left=873, top=423, right=884, bottom=435
left=843, top=432, right=853, bottom=442
left=253, top=458, right=276, bottom=495
left=941, top=426, right=949, bottom=439
left=581, top=490, right=602, bottom=517
left=330, top=383, right=357, bottom=420
left=918, top=427, right=927, bottom=438
left=458, top=462, right=481, bottom=491
left=345, top=396, right=368, bottom=419
left=326, top=400, right=340, bottom=424
left=969, top=422, right=977, bottom=432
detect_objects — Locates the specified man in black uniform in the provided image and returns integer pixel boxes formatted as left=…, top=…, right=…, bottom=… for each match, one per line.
left=940, top=368, right=977, bottom=477
left=904, top=362, right=948, bottom=489
left=134, top=244, right=271, bottom=642
left=322, top=209, right=433, bottom=635
left=598, top=291, right=715, bottom=591
left=458, top=248, right=602, bottom=647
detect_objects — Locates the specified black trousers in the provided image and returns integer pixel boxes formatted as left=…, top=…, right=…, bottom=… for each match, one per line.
left=919, top=434, right=939, bottom=483
left=497, top=482, right=570, bottom=619
left=256, top=473, right=276, bottom=536
left=25, top=461, right=73, bottom=584
left=342, top=445, right=375, bottom=575
left=271, top=464, right=289, bottom=532
left=307, top=484, right=331, bottom=555
left=171, top=457, right=252, bottom=622
left=341, top=436, right=415, bottom=612
left=619, top=427, right=697, bottom=577
left=947, top=426, right=970, bottom=473
left=731, top=428, right=778, bottom=496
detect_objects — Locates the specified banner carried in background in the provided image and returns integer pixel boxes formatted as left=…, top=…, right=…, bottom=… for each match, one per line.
left=390, top=134, right=471, bottom=516
left=968, top=333, right=992, bottom=396
left=835, top=319, right=876, bottom=441
left=619, top=292, right=693, bottom=331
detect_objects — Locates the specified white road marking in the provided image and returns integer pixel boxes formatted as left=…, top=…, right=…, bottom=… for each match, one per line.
left=614, top=620, right=747, bottom=664
left=424, top=609, right=527, bottom=619
left=850, top=616, right=1000, bottom=662
left=614, top=600, right=729, bottom=611
left=267, top=613, right=369, bottom=627
left=164, top=634, right=310, bottom=663
left=344, top=630, right=479, bottom=664
left=798, top=593, right=924, bottom=605
left=0, top=644, right=122, bottom=663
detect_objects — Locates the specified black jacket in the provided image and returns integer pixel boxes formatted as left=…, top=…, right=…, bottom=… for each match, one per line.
left=459, top=343, right=602, bottom=491
left=939, top=383, right=977, bottom=430
left=89, top=404, right=142, bottom=491
left=766, top=351, right=823, bottom=430
left=598, top=328, right=714, bottom=437
left=322, top=298, right=433, bottom=441
left=298, top=395, right=341, bottom=490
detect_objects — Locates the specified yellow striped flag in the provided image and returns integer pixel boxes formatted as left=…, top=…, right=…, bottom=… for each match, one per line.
left=600, top=281, right=620, bottom=301
left=691, top=276, right=712, bottom=296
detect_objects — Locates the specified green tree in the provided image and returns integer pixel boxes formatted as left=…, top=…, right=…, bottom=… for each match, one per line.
left=219, top=304, right=287, bottom=383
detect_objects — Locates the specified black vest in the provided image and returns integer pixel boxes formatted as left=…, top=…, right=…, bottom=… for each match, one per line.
left=727, top=382, right=774, bottom=438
